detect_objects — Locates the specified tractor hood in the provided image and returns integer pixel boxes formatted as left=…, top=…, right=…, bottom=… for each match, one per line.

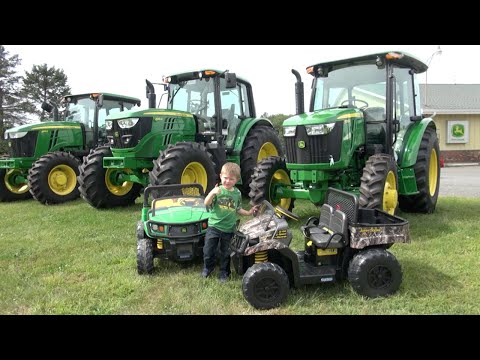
left=106, top=108, right=194, bottom=120
left=283, top=108, right=362, bottom=127
left=150, top=206, right=209, bottom=224
left=5, top=121, right=81, bottom=136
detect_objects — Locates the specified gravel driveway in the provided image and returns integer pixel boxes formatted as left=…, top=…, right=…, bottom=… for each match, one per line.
left=439, top=165, right=480, bottom=198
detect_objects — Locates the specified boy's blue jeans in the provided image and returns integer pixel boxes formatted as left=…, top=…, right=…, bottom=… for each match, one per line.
left=203, top=227, right=233, bottom=276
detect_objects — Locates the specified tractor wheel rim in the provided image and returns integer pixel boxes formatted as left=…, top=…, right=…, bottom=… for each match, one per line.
left=105, top=169, right=134, bottom=196
left=181, top=162, right=207, bottom=190
left=257, top=142, right=278, bottom=162
left=48, top=165, right=77, bottom=195
left=429, top=149, right=438, bottom=196
left=270, top=169, right=292, bottom=210
left=383, top=171, right=398, bottom=215
left=4, top=169, right=29, bottom=194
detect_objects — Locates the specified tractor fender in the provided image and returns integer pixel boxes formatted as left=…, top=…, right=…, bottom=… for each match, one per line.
left=231, top=118, right=275, bottom=154
left=244, top=239, right=289, bottom=256
left=397, top=118, right=436, bottom=168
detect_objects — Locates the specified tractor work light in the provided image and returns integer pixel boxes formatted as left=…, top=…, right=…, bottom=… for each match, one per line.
left=284, top=126, right=297, bottom=137
left=305, top=123, right=335, bottom=136
left=7, top=132, right=28, bottom=139
left=117, top=118, right=139, bottom=129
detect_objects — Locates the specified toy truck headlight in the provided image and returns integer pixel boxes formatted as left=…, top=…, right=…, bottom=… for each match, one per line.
left=8, top=131, right=28, bottom=139
left=117, top=118, right=139, bottom=129
left=283, top=126, right=296, bottom=137
left=305, top=123, right=335, bottom=136
left=105, top=120, right=113, bottom=130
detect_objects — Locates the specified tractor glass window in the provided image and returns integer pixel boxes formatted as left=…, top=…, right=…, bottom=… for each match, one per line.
left=392, top=67, right=416, bottom=131
left=168, top=79, right=215, bottom=117
left=219, top=78, right=247, bottom=147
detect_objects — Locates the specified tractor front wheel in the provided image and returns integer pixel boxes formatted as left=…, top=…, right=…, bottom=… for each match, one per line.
left=28, top=152, right=81, bottom=204
left=242, top=262, right=289, bottom=310
left=77, top=147, right=142, bottom=208
left=0, top=168, right=32, bottom=202
left=359, top=154, right=398, bottom=215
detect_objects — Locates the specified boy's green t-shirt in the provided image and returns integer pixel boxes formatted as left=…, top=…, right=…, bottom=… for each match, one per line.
left=208, top=186, right=242, bottom=233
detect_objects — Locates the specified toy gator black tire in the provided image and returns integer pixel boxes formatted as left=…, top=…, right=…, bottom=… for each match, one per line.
left=399, top=127, right=440, bottom=214
left=242, top=262, right=289, bottom=310
left=0, top=168, right=32, bottom=202
left=248, top=156, right=294, bottom=211
left=77, top=147, right=142, bottom=208
left=28, top=151, right=81, bottom=204
left=359, top=154, right=398, bottom=215
left=239, top=126, right=284, bottom=196
left=137, top=237, right=154, bottom=275
left=149, top=142, right=216, bottom=195
left=348, top=248, right=402, bottom=298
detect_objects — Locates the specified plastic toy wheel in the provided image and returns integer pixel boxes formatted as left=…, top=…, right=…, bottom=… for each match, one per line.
left=137, top=237, right=154, bottom=275
left=348, top=248, right=402, bottom=298
left=242, top=262, right=289, bottom=310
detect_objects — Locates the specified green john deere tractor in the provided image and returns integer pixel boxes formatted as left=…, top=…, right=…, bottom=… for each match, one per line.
left=78, top=69, right=283, bottom=209
left=249, top=51, right=440, bottom=214
left=0, top=93, right=141, bottom=204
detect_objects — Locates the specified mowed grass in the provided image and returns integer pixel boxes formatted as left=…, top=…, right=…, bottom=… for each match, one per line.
left=1, top=194, right=479, bottom=315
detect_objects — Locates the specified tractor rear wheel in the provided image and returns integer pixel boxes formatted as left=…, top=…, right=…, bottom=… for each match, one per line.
left=149, top=142, right=216, bottom=195
left=359, top=154, right=398, bottom=215
left=242, top=262, right=289, bottom=310
left=399, top=127, right=440, bottom=213
left=249, top=156, right=294, bottom=211
left=77, top=147, right=142, bottom=208
left=239, top=126, right=284, bottom=196
left=0, top=168, right=32, bottom=202
left=348, top=248, right=402, bottom=298
left=28, top=151, right=81, bottom=204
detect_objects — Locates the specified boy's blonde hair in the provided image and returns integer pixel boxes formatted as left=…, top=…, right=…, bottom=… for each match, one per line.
left=221, top=162, right=241, bottom=180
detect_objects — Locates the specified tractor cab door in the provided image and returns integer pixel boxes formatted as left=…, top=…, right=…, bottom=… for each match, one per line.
left=221, top=80, right=251, bottom=149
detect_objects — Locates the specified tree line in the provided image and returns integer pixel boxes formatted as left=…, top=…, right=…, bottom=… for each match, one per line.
left=0, top=45, right=71, bottom=153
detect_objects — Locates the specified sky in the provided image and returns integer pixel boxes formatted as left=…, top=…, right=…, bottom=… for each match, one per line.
left=4, top=45, right=477, bottom=116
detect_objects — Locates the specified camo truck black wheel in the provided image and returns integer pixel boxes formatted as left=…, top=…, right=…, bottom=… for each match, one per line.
left=242, top=262, right=289, bottom=310
left=399, top=127, right=440, bottom=214
left=150, top=142, right=216, bottom=195
left=239, top=126, right=284, bottom=196
left=28, top=152, right=81, bottom=205
left=78, top=147, right=142, bottom=209
left=249, top=156, right=294, bottom=211
left=0, top=168, right=32, bottom=202
left=359, top=154, right=398, bottom=215
left=348, top=248, right=402, bottom=298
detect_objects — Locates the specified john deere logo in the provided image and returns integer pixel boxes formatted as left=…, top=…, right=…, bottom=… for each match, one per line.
left=181, top=227, right=187, bottom=233
left=297, top=141, right=306, bottom=149
left=452, top=124, right=464, bottom=138
left=114, top=131, right=119, bottom=138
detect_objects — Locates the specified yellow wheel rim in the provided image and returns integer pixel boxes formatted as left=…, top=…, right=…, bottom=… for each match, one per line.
left=270, top=169, right=292, bottom=210
left=105, top=169, right=134, bottom=196
left=257, top=142, right=278, bottom=162
left=48, top=165, right=77, bottom=196
left=429, top=149, right=439, bottom=196
left=383, top=170, right=398, bottom=215
left=181, top=162, right=208, bottom=191
left=4, top=169, right=29, bottom=194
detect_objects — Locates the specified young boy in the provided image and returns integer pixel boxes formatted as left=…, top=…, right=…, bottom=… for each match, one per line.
left=201, top=162, right=257, bottom=282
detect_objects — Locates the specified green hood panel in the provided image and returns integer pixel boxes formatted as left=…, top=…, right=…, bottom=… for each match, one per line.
left=283, top=108, right=362, bottom=126
left=150, top=206, right=210, bottom=224
left=6, top=121, right=81, bottom=134
left=106, top=109, right=194, bottom=120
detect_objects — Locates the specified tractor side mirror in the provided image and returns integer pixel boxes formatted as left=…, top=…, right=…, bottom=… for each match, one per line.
left=225, top=72, right=237, bottom=89
left=41, top=101, right=53, bottom=113
left=97, top=94, right=104, bottom=108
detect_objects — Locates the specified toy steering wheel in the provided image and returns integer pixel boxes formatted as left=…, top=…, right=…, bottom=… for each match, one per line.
left=341, top=99, right=369, bottom=109
left=274, top=206, right=299, bottom=221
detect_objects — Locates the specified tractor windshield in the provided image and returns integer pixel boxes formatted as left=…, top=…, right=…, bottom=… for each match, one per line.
left=168, top=79, right=216, bottom=118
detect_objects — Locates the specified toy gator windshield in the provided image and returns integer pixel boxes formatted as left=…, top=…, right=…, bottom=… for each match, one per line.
left=249, top=51, right=440, bottom=214
left=78, top=70, right=283, bottom=209
left=0, top=93, right=141, bottom=204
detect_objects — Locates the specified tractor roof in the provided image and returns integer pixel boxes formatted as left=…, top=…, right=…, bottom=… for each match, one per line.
left=308, top=51, right=428, bottom=75
left=63, top=93, right=142, bottom=103
left=166, top=69, right=249, bottom=84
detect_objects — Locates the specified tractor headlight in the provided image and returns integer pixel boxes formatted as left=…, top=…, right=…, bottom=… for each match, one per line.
left=283, top=126, right=296, bottom=137
left=4, top=132, right=8, bottom=140
left=105, top=120, right=113, bottom=130
left=305, top=123, right=335, bottom=136
left=8, top=132, right=28, bottom=139
left=117, top=118, right=139, bottom=129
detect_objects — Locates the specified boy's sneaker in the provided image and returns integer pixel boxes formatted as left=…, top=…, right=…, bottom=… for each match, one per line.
left=218, top=272, right=229, bottom=283
left=201, top=268, right=213, bottom=278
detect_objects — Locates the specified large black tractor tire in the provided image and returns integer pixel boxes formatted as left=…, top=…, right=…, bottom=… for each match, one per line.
left=239, top=126, right=284, bottom=196
left=359, top=154, right=398, bottom=215
left=77, top=147, right=142, bottom=209
left=0, top=168, right=32, bottom=202
left=242, top=262, right=289, bottom=310
left=348, top=248, right=402, bottom=298
left=399, top=127, right=440, bottom=213
left=149, top=142, right=216, bottom=195
left=249, top=156, right=294, bottom=211
left=28, top=152, right=81, bottom=205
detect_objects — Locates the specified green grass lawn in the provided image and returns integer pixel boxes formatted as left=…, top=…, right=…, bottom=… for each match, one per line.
left=1, top=195, right=479, bottom=315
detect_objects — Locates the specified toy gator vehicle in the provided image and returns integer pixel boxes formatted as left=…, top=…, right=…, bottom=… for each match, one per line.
left=136, top=183, right=210, bottom=274
left=231, top=187, right=410, bottom=310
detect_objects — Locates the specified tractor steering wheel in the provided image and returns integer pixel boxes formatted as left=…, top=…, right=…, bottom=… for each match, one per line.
left=190, top=99, right=208, bottom=114
left=274, top=206, right=300, bottom=221
left=341, top=99, right=369, bottom=109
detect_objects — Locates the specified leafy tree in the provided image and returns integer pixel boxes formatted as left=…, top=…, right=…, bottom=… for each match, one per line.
left=0, top=45, right=35, bottom=154
left=22, top=64, right=71, bottom=120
